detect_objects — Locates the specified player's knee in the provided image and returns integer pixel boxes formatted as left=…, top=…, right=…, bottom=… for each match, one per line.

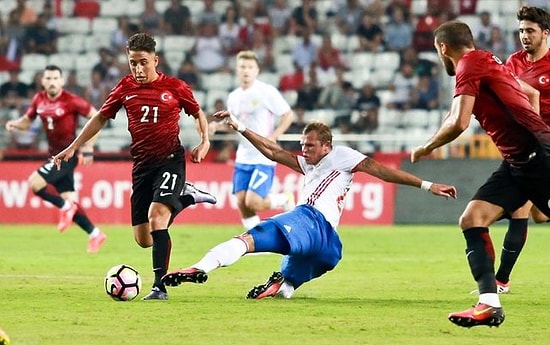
left=134, top=236, right=152, bottom=248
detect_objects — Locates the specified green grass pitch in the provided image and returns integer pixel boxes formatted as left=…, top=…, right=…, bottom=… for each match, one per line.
left=0, top=223, right=549, bottom=345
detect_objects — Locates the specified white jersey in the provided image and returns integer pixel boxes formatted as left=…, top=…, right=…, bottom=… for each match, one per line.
left=296, top=146, right=366, bottom=229
left=227, top=79, right=291, bottom=166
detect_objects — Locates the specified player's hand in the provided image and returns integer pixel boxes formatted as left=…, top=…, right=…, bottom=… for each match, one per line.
left=410, top=145, right=432, bottom=163
left=52, top=146, right=77, bottom=170
left=212, top=110, right=246, bottom=132
left=430, top=183, right=457, bottom=199
left=190, top=140, right=210, bottom=163
left=5, top=120, right=18, bottom=132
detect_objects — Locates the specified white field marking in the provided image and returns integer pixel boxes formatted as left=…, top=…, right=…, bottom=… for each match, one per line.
left=0, top=274, right=98, bottom=280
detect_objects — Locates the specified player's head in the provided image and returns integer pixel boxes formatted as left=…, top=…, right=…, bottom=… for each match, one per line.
left=126, top=32, right=159, bottom=84
left=235, top=50, right=260, bottom=87
left=433, top=20, right=475, bottom=76
left=300, top=121, right=333, bottom=165
left=517, top=6, right=550, bottom=55
left=42, top=65, right=65, bottom=98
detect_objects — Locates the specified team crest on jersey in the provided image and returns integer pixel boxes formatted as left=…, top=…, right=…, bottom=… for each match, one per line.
left=160, top=91, right=173, bottom=101
left=538, top=75, right=550, bottom=85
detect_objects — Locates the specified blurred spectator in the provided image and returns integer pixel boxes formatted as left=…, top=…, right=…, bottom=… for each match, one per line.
left=472, top=11, right=500, bottom=51
left=295, top=66, right=321, bottom=110
left=198, top=0, right=220, bottom=25
left=356, top=11, right=385, bottom=52
left=83, top=70, right=108, bottom=113
left=334, top=0, right=364, bottom=36
left=156, top=50, right=173, bottom=76
left=318, top=71, right=356, bottom=121
left=27, top=71, right=43, bottom=97
left=162, top=0, right=193, bottom=35
left=291, top=28, right=318, bottom=70
left=73, top=0, right=100, bottom=19
left=410, top=75, right=439, bottom=110
left=413, top=10, right=450, bottom=52
left=387, top=62, right=418, bottom=110
left=191, top=22, right=227, bottom=74
left=353, top=82, right=380, bottom=133
left=279, top=60, right=305, bottom=92
left=65, top=70, right=85, bottom=97
left=268, top=0, right=293, bottom=37
left=384, top=6, right=413, bottom=52
left=487, top=26, right=507, bottom=60
left=400, top=46, right=435, bottom=77
left=219, top=5, right=241, bottom=55
left=289, top=0, right=318, bottom=36
left=316, top=33, right=346, bottom=86
left=1, top=10, right=26, bottom=61
left=22, top=13, right=57, bottom=54
left=139, top=0, right=162, bottom=35
left=237, top=5, right=272, bottom=51
left=208, top=97, right=236, bottom=162
left=41, top=2, right=59, bottom=31
left=92, top=47, right=121, bottom=89
left=0, top=69, right=29, bottom=112
left=111, top=16, right=139, bottom=54
left=10, top=0, right=37, bottom=27
left=251, top=30, right=275, bottom=72
left=176, top=58, right=201, bottom=90
left=385, top=0, right=411, bottom=21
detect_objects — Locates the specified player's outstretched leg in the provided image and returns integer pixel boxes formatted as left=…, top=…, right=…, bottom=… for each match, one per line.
left=246, top=271, right=285, bottom=299
left=162, top=267, right=208, bottom=287
left=448, top=303, right=505, bottom=328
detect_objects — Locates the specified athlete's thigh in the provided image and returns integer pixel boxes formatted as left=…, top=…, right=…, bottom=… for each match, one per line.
left=232, top=163, right=274, bottom=198
left=36, top=156, right=78, bottom=192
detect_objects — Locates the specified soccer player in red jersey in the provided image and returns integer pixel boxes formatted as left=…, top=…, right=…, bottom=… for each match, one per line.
left=53, top=33, right=211, bottom=300
left=490, top=6, right=550, bottom=294
left=412, top=20, right=550, bottom=328
left=5, top=65, right=106, bottom=253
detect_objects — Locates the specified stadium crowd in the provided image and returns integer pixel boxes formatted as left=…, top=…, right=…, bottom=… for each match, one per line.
left=0, top=0, right=545, bottom=160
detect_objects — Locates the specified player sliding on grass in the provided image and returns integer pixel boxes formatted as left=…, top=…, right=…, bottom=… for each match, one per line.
left=412, top=20, right=550, bottom=328
left=162, top=117, right=456, bottom=299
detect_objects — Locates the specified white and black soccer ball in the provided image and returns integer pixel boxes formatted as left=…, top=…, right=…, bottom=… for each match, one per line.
left=104, top=264, right=142, bottom=301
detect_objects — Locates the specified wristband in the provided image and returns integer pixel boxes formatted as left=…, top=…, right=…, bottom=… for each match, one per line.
left=421, top=180, right=433, bottom=192
left=82, top=152, right=93, bottom=157
left=228, top=113, right=246, bottom=133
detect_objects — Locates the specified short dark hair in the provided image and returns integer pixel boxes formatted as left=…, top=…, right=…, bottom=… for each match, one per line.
left=517, top=6, right=550, bottom=31
left=303, top=121, right=332, bottom=145
left=44, top=65, right=63, bottom=75
left=126, top=33, right=156, bottom=53
left=434, top=20, right=474, bottom=50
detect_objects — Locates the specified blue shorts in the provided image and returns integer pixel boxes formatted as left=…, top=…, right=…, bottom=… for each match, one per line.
left=232, top=163, right=275, bottom=198
left=248, top=204, right=343, bottom=289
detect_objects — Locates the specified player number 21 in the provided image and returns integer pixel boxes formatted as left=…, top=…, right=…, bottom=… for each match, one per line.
left=140, top=105, right=159, bottom=123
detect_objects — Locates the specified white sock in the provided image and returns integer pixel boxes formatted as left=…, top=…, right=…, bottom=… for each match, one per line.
left=277, top=281, right=295, bottom=298
left=268, top=193, right=287, bottom=209
left=193, top=238, right=248, bottom=273
left=89, top=228, right=100, bottom=238
left=242, top=215, right=260, bottom=230
left=61, top=200, right=72, bottom=211
left=479, top=293, right=501, bottom=307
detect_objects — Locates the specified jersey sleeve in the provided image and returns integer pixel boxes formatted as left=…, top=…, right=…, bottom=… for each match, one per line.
left=99, top=80, right=125, bottom=118
left=176, top=79, right=200, bottom=116
left=71, top=94, right=93, bottom=117
left=24, top=93, right=40, bottom=120
left=455, top=54, right=482, bottom=98
left=334, top=146, right=367, bottom=171
left=263, top=83, right=291, bottom=116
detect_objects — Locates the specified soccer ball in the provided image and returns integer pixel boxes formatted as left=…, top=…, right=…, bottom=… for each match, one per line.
left=104, top=264, right=142, bottom=301
left=0, top=326, right=9, bottom=345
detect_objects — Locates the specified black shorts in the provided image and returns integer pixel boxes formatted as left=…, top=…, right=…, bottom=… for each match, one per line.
left=131, top=152, right=186, bottom=226
left=473, top=151, right=550, bottom=218
left=37, top=156, right=78, bottom=194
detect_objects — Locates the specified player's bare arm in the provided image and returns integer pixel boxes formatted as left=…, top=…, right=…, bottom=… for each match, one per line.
left=517, top=78, right=540, bottom=114
left=5, top=114, right=32, bottom=131
left=268, top=110, right=294, bottom=141
left=213, top=110, right=302, bottom=173
left=79, top=107, right=100, bottom=166
left=353, top=157, right=457, bottom=199
left=190, top=108, right=210, bottom=163
left=411, top=94, right=474, bottom=163
left=53, top=113, right=109, bottom=169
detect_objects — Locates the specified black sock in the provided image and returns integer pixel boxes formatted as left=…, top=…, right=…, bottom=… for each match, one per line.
left=72, top=203, right=95, bottom=235
left=151, top=229, right=171, bottom=292
left=463, top=227, right=496, bottom=294
left=495, top=218, right=528, bottom=284
left=180, top=194, right=195, bottom=209
left=34, top=187, right=65, bottom=208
